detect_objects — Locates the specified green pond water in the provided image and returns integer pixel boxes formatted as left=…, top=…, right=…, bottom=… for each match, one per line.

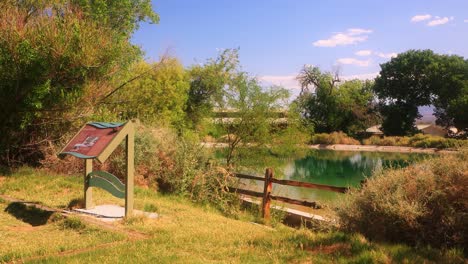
left=217, top=149, right=432, bottom=204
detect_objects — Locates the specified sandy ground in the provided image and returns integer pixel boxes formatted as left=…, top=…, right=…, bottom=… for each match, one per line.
left=202, top=142, right=457, bottom=154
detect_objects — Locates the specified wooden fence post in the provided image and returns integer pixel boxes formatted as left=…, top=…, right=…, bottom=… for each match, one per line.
left=262, top=168, right=273, bottom=221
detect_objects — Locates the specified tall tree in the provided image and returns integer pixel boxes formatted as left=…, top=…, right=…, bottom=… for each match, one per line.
left=0, top=1, right=158, bottom=165
left=186, top=49, right=239, bottom=127
left=216, top=74, right=289, bottom=166
left=296, top=66, right=379, bottom=136
left=104, top=58, right=190, bottom=127
left=374, top=49, right=467, bottom=135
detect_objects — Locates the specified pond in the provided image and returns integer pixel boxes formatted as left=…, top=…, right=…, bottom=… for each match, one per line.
left=216, top=149, right=432, bottom=204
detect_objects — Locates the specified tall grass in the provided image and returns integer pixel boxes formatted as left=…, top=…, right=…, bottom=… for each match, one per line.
left=310, top=132, right=361, bottom=145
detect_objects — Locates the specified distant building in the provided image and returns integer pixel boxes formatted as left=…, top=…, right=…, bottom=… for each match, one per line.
left=365, top=125, right=383, bottom=136
left=415, top=124, right=447, bottom=137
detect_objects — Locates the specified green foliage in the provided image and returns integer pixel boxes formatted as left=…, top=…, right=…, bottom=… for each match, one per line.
left=186, top=49, right=240, bottom=127
left=106, top=58, right=190, bottom=127
left=337, top=151, right=468, bottom=249
left=70, top=0, right=159, bottom=36
left=106, top=125, right=240, bottom=216
left=296, top=66, right=380, bottom=136
left=375, top=50, right=468, bottom=135
left=219, top=74, right=290, bottom=166
left=362, top=134, right=467, bottom=149
left=0, top=1, right=155, bottom=165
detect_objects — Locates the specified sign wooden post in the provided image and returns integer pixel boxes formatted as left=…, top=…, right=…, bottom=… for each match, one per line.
left=125, top=127, right=134, bottom=216
left=59, top=121, right=135, bottom=217
left=84, top=159, right=93, bottom=209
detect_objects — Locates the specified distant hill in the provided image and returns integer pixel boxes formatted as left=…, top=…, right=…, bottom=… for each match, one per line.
left=417, top=106, right=436, bottom=124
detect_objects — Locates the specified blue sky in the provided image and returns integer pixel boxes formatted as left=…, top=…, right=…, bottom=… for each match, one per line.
left=132, top=0, right=468, bottom=91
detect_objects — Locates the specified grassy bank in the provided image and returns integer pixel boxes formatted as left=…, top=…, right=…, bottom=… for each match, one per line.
left=0, top=167, right=465, bottom=263
left=310, top=132, right=467, bottom=149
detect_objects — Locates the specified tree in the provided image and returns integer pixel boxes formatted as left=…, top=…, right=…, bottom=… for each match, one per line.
left=374, top=50, right=467, bottom=135
left=216, top=73, right=289, bottom=166
left=0, top=1, right=158, bottom=165
left=186, top=49, right=239, bottom=128
left=295, top=66, right=379, bottom=136
left=104, top=58, right=190, bottom=127
left=70, top=0, right=158, bottom=38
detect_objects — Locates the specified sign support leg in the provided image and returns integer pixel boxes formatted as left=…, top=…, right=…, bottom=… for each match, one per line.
left=84, top=159, right=93, bottom=209
left=125, top=127, right=134, bottom=217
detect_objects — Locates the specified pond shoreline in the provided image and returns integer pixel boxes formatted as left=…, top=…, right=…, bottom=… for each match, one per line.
left=202, top=142, right=457, bottom=154
left=308, top=144, right=457, bottom=154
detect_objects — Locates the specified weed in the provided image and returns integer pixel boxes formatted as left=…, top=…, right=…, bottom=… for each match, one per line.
left=59, top=216, right=86, bottom=230
left=143, top=203, right=158, bottom=213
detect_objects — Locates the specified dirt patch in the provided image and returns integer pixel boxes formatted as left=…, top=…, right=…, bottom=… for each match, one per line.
left=306, top=243, right=351, bottom=255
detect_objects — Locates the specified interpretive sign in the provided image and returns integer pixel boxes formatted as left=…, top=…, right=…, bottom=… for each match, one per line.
left=59, top=121, right=134, bottom=216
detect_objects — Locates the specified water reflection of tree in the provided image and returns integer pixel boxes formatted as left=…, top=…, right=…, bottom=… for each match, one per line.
left=287, top=150, right=431, bottom=187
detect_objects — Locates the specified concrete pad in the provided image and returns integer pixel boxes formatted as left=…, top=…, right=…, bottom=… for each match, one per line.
left=73, top=204, right=158, bottom=222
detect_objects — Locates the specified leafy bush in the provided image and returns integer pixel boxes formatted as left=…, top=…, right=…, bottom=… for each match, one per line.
left=408, top=134, right=467, bottom=149
left=363, top=136, right=409, bottom=146
left=107, top=125, right=240, bottom=216
left=337, top=151, right=468, bottom=249
left=310, top=132, right=360, bottom=145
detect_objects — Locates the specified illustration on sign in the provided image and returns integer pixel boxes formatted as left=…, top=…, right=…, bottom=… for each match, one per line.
left=73, top=136, right=99, bottom=150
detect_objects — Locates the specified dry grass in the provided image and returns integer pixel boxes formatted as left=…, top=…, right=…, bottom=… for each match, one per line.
left=0, top=167, right=465, bottom=263
left=310, top=132, right=361, bottom=145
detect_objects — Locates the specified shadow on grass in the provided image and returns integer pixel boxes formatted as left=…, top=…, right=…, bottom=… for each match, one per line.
left=5, top=202, right=55, bottom=226
left=67, top=198, right=84, bottom=209
left=0, top=165, right=12, bottom=176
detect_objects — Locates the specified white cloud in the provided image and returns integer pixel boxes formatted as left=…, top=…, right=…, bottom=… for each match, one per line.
left=355, top=50, right=397, bottom=59
left=411, top=14, right=432, bottom=22
left=313, top=28, right=373, bottom=47
left=336, top=58, right=371, bottom=67
left=347, top=28, right=373, bottom=35
left=259, top=75, right=300, bottom=90
left=342, top=72, right=379, bottom=81
left=355, top=50, right=373, bottom=56
left=427, top=16, right=454, bottom=26
left=464, top=19, right=468, bottom=23
left=376, top=52, right=397, bottom=59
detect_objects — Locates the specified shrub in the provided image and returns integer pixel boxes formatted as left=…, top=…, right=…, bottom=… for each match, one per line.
left=408, top=134, right=467, bottom=149
left=337, top=151, right=468, bottom=249
left=116, top=125, right=240, bottom=216
left=363, top=134, right=467, bottom=149
left=310, top=132, right=360, bottom=145
left=59, top=217, right=86, bottom=230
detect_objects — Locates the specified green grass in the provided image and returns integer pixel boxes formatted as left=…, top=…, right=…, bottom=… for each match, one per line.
left=0, top=167, right=465, bottom=263
left=0, top=201, right=124, bottom=263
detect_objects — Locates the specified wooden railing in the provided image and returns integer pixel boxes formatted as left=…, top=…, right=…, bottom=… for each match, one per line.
left=229, top=168, right=349, bottom=221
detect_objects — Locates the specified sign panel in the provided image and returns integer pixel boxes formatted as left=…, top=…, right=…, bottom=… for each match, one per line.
left=60, top=122, right=124, bottom=159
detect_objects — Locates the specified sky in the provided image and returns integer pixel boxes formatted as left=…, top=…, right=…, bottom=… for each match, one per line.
left=132, top=0, right=468, bottom=92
